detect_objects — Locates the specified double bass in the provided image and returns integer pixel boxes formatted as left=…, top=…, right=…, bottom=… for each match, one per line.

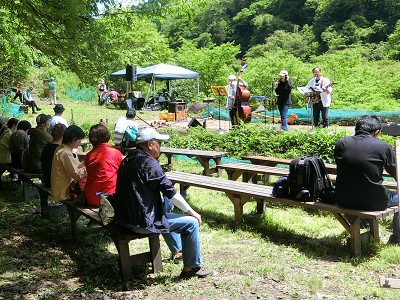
left=232, top=63, right=251, bottom=125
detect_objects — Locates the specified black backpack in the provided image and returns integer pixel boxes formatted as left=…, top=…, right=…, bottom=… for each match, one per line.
left=288, top=155, right=335, bottom=202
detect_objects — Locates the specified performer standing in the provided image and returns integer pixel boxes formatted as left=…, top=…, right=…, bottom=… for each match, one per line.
left=274, top=70, right=293, bottom=131
left=306, top=67, right=333, bottom=127
left=226, top=74, right=237, bottom=126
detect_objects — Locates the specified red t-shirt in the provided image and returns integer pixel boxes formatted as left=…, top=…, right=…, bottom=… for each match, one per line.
left=84, top=143, right=123, bottom=207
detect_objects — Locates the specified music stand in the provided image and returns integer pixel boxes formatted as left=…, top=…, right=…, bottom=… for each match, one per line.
left=297, top=86, right=321, bottom=128
left=211, top=86, right=227, bottom=130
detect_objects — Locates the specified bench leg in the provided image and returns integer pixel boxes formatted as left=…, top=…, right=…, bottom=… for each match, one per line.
left=369, top=219, right=380, bottom=242
left=39, top=189, right=50, bottom=217
left=148, top=235, right=163, bottom=273
left=115, top=238, right=134, bottom=281
left=226, top=193, right=249, bottom=225
left=22, top=179, right=38, bottom=201
left=179, top=183, right=190, bottom=199
left=347, top=216, right=362, bottom=256
left=256, top=199, right=266, bottom=214
left=65, top=204, right=81, bottom=241
left=197, top=158, right=210, bottom=176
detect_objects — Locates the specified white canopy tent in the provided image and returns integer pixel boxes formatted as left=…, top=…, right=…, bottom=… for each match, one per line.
left=110, top=63, right=200, bottom=102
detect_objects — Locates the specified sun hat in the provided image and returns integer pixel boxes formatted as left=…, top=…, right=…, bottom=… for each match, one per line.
left=279, top=70, right=289, bottom=77
left=36, top=114, right=52, bottom=125
left=54, top=104, right=65, bottom=113
left=228, top=74, right=236, bottom=80
left=136, top=127, right=169, bottom=144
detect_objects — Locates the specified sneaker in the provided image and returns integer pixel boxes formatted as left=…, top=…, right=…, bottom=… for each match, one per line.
left=172, top=252, right=183, bottom=264
left=37, top=107, right=42, bottom=111
left=32, top=111, right=37, bottom=114
left=179, top=266, right=214, bottom=279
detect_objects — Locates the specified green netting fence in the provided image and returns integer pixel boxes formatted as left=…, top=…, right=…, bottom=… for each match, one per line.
left=0, top=96, right=23, bottom=117
left=201, top=106, right=400, bottom=124
left=66, top=87, right=95, bottom=102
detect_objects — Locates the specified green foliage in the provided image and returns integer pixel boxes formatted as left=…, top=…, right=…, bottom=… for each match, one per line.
left=168, top=123, right=349, bottom=162
left=173, top=40, right=240, bottom=97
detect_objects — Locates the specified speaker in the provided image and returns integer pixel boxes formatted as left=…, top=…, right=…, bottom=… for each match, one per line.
left=188, top=118, right=202, bottom=128
left=381, top=123, right=400, bottom=137
left=126, top=65, right=133, bottom=81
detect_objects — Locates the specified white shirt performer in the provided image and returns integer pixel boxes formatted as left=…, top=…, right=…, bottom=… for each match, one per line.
left=306, top=67, right=333, bottom=127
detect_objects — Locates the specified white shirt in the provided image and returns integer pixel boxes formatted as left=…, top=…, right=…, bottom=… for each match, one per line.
left=49, top=115, right=68, bottom=132
left=114, top=117, right=138, bottom=146
left=306, top=76, right=333, bottom=107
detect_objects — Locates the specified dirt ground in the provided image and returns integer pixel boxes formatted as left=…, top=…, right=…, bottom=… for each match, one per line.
left=135, top=116, right=356, bottom=135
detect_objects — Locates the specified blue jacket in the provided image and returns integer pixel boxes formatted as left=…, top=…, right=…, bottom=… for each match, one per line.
left=114, top=148, right=176, bottom=233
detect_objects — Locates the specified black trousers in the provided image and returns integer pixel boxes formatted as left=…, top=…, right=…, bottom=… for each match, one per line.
left=313, top=102, right=329, bottom=127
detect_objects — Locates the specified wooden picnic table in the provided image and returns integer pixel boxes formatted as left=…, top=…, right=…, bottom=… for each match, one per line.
left=242, top=155, right=338, bottom=174
left=217, top=162, right=397, bottom=189
left=160, top=147, right=228, bottom=176
left=242, top=155, right=390, bottom=176
left=79, top=140, right=91, bottom=152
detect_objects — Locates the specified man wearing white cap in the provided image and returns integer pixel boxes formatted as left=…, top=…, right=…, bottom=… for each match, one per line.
left=114, top=127, right=214, bottom=279
left=226, top=74, right=237, bottom=125
left=274, top=70, right=293, bottom=131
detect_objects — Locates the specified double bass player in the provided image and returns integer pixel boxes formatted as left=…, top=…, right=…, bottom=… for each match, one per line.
left=226, top=74, right=249, bottom=126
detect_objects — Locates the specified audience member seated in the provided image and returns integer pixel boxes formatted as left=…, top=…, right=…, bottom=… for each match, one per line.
left=27, top=114, right=52, bottom=174
left=23, top=87, right=41, bottom=114
left=114, top=108, right=138, bottom=146
left=334, top=115, right=400, bottom=244
left=108, top=89, right=120, bottom=102
left=51, top=125, right=86, bottom=202
left=10, top=120, right=32, bottom=169
left=40, top=124, right=67, bottom=187
left=49, top=104, right=68, bottom=132
left=84, top=124, right=123, bottom=207
left=0, top=118, right=19, bottom=182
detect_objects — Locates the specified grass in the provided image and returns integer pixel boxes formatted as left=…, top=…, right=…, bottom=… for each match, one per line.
left=2, top=98, right=400, bottom=299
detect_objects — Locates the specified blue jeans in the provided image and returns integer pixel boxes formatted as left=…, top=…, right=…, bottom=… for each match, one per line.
left=122, top=212, right=202, bottom=269
left=277, top=103, right=289, bottom=131
left=387, top=190, right=400, bottom=239
left=162, top=213, right=202, bottom=269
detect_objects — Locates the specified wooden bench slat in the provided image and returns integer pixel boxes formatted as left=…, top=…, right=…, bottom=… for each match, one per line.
left=166, top=170, right=398, bottom=256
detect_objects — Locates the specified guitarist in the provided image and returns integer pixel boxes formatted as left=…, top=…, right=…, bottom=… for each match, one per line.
left=306, top=67, right=333, bottom=128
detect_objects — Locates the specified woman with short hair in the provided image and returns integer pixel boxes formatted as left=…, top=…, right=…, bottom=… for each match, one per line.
left=84, top=124, right=123, bottom=207
left=51, top=125, right=86, bottom=202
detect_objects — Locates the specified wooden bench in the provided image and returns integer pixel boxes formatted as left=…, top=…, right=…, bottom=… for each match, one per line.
left=166, top=170, right=398, bottom=256
left=217, top=162, right=397, bottom=189
left=3, top=166, right=42, bottom=201
left=31, top=182, right=66, bottom=217
left=64, top=201, right=162, bottom=281
left=31, top=183, right=162, bottom=280
left=160, top=147, right=228, bottom=176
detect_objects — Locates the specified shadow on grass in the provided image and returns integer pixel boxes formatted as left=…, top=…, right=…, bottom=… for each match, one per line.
left=0, top=187, right=176, bottom=295
left=189, top=200, right=380, bottom=265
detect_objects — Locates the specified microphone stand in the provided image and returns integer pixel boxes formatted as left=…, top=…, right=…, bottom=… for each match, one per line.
left=271, top=80, right=275, bottom=124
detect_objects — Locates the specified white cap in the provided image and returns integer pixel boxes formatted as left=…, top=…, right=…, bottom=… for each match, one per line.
left=279, top=70, right=288, bottom=77
left=136, top=127, right=169, bottom=143
left=228, top=74, right=236, bottom=80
